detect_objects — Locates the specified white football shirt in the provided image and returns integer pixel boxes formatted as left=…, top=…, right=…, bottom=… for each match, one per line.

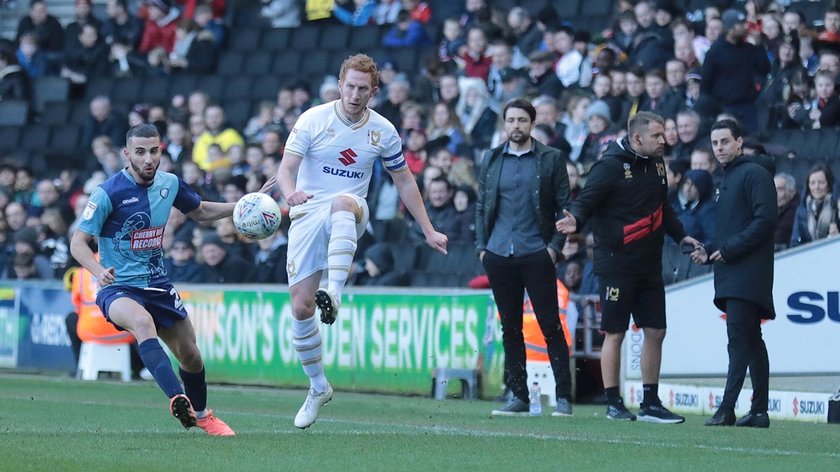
left=284, top=100, right=405, bottom=215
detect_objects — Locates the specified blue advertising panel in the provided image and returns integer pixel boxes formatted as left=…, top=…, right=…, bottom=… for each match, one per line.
left=0, top=288, right=18, bottom=368
left=16, top=286, right=75, bottom=372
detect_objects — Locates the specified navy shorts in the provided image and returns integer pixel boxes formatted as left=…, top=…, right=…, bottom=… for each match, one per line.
left=96, top=283, right=188, bottom=330
left=598, top=273, right=666, bottom=333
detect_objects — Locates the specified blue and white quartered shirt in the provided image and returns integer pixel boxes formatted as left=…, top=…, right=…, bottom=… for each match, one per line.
left=77, top=169, right=201, bottom=287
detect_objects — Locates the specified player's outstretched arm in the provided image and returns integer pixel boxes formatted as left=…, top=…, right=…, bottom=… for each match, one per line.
left=276, top=152, right=312, bottom=206
left=187, top=201, right=237, bottom=222
left=390, top=168, right=448, bottom=254
left=69, top=230, right=115, bottom=286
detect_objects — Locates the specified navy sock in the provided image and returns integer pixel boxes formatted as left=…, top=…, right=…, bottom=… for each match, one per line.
left=138, top=339, right=183, bottom=398
left=179, top=367, right=207, bottom=412
left=642, top=383, right=659, bottom=406
left=605, top=386, right=621, bottom=405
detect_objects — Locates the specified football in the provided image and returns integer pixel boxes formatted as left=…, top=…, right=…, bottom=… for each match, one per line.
left=232, top=193, right=282, bottom=240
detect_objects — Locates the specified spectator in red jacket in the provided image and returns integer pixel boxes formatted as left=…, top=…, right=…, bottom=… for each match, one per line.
left=138, top=0, right=180, bottom=54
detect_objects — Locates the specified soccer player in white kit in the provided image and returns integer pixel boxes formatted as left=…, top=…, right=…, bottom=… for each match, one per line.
left=277, top=54, right=448, bottom=429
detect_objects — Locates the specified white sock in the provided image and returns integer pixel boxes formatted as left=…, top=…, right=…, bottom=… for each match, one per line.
left=327, top=211, right=357, bottom=300
left=292, top=316, right=328, bottom=392
left=195, top=409, right=207, bottom=419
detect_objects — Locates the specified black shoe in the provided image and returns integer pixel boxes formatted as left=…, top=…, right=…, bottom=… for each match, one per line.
left=735, top=412, right=770, bottom=428
left=606, top=401, right=636, bottom=421
left=638, top=402, right=685, bottom=424
left=315, top=289, right=339, bottom=325
left=491, top=398, right=530, bottom=417
left=704, top=408, right=736, bottom=426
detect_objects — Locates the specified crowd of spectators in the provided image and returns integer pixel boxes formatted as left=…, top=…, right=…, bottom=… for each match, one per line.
left=2, top=0, right=840, bottom=292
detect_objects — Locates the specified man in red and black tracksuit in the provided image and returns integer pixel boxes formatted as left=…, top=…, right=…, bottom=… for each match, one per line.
left=556, top=111, right=700, bottom=423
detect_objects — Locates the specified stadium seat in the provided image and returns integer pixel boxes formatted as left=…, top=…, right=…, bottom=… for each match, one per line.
left=39, top=101, right=70, bottom=126
left=251, top=75, right=282, bottom=101
left=329, top=51, right=351, bottom=75
left=169, top=74, right=199, bottom=98
left=222, top=99, right=253, bottom=131
left=216, top=50, right=246, bottom=76
left=70, top=100, right=90, bottom=123
left=84, top=76, right=114, bottom=100
left=387, top=48, right=420, bottom=75
left=272, top=51, right=302, bottom=75
left=319, top=24, right=351, bottom=50
left=232, top=6, right=263, bottom=28
left=291, top=24, right=321, bottom=50
left=31, top=76, right=70, bottom=115
left=519, top=0, right=549, bottom=16
left=0, top=126, right=21, bottom=152
left=244, top=50, right=274, bottom=76
left=49, top=124, right=81, bottom=152
left=196, top=76, right=226, bottom=102
left=229, top=29, right=262, bottom=51
left=261, top=28, right=292, bottom=51
left=349, top=26, right=383, bottom=51
left=140, top=76, right=172, bottom=104
left=300, top=49, right=331, bottom=77
left=19, top=125, right=50, bottom=151
left=814, top=129, right=839, bottom=160
left=111, top=77, right=143, bottom=105
left=223, top=76, right=254, bottom=102
left=580, top=0, right=612, bottom=17
left=76, top=342, right=132, bottom=382
left=0, top=100, right=29, bottom=126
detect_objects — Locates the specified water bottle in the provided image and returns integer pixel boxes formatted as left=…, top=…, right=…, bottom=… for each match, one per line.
left=529, top=382, right=542, bottom=416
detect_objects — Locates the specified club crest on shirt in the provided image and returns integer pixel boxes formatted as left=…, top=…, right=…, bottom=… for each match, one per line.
left=655, top=162, right=665, bottom=177
left=160, top=188, right=169, bottom=199
left=606, top=286, right=620, bottom=302
left=83, top=201, right=97, bottom=220
left=623, top=163, right=632, bottom=179
left=287, top=259, right=297, bottom=278
left=368, top=130, right=381, bottom=147
left=325, top=127, right=336, bottom=139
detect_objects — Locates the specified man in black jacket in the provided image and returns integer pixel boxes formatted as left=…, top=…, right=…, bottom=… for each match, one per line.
left=693, top=120, right=777, bottom=428
left=701, top=10, right=770, bottom=134
left=556, top=111, right=700, bottom=423
left=476, top=98, right=573, bottom=417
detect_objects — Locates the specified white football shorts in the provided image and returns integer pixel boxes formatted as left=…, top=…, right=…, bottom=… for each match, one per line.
left=286, top=194, right=369, bottom=287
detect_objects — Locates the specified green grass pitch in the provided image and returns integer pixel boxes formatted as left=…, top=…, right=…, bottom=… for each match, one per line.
left=1, top=373, right=838, bottom=471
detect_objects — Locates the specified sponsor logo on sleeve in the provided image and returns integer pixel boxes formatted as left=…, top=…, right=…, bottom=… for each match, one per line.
left=82, top=201, right=97, bottom=220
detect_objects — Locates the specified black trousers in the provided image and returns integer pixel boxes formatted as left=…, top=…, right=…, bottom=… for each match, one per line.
left=720, top=298, right=770, bottom=413
left=483, top=250, right=572, bottom=403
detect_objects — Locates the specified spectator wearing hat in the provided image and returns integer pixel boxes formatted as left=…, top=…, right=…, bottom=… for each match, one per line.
left=164, top=237, right=201, bottom=283
left=681, top=68, right=720, bottom=120
left=526, top=50, right=563, bottom=99
left=382, top=9, right=432, bottom=47
left=702, top=9, right=770, bottom=134
left=138, top=0, right=180, bottom=54
left=579, top=100, right=616, bottom=169
left=196, top=233, right=253, bottom=283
